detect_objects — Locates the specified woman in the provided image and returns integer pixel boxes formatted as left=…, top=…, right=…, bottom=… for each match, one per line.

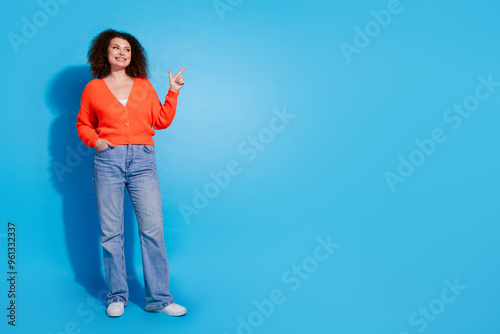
left=76, top=29, right=187, bottom=317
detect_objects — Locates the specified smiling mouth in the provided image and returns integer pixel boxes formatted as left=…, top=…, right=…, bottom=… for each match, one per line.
left=115, top=57, right=127, bottom=61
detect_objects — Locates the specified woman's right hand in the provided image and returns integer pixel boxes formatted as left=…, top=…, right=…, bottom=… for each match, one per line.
left=95, top=139, right=116, bottom=151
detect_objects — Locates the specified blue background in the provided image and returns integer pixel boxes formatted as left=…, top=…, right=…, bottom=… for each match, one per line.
left=1, top=0, right=499, bottom=333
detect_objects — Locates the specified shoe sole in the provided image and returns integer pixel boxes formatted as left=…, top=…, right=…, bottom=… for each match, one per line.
left=167, top=312, right=186, bottom=317
left=106, top=312, right=124, bottom=317
left=150, top=309, right=187, bottom=317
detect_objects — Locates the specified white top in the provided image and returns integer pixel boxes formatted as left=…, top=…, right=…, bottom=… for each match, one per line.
left=118, top=99, right=128, bottom=106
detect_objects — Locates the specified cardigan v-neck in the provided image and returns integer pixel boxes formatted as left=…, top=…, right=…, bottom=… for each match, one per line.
left=76, top=77, right=179, bottom=148
left=101, top=77, right=136, bottom=107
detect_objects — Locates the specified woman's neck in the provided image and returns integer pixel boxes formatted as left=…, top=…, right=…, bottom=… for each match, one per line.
left=106, top=68, right=131, bottom=82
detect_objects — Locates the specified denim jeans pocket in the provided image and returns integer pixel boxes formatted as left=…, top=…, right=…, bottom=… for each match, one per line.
left=143, top=145, right=155, bottom=154
left=96, top=146, right=110, bottom=154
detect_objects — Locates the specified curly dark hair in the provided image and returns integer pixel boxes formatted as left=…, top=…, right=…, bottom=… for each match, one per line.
left=87, top=29, right=148, bottom=79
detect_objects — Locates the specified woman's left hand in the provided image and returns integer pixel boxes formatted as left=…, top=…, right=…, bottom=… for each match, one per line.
left=168, top=67, right=187, bottom=92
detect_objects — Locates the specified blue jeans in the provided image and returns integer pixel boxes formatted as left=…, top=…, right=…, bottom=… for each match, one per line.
left=92, top=144, right=174, bottom=311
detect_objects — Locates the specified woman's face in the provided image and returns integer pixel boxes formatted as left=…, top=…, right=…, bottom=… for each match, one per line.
left=107, top=37, right=131, bottom=70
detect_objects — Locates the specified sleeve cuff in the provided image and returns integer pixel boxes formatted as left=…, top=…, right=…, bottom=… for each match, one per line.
left=89, top=136, right=100, bottom=148
left=167, top=88, right=180, bottom=96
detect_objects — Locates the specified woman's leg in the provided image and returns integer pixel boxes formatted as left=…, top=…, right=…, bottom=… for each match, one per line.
left=93, top=145, right=129, bottom=306
left=126, top=144, right=174, bottom=311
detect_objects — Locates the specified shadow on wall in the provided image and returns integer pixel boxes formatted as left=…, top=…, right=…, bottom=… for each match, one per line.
left=45, top=65, right=145, bottom=308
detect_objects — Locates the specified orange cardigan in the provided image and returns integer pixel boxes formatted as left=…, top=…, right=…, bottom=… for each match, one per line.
left=76, top=77, right=179, bottom=148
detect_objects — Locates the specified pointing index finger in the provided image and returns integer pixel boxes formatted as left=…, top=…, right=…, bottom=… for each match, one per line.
left=175, top=67, right=187, bottom=77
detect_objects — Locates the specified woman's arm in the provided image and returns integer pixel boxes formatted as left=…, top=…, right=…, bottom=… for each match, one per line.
left=76, top=85, right=101, bottom=148
left=151, top=88, right=179, bottom=130
left=150, top=67, right=186, bottom=130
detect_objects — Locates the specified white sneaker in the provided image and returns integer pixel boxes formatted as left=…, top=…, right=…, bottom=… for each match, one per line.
left=106, top=302, right=125, bottom=317
left=156, top=303, right=187, bottom=316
